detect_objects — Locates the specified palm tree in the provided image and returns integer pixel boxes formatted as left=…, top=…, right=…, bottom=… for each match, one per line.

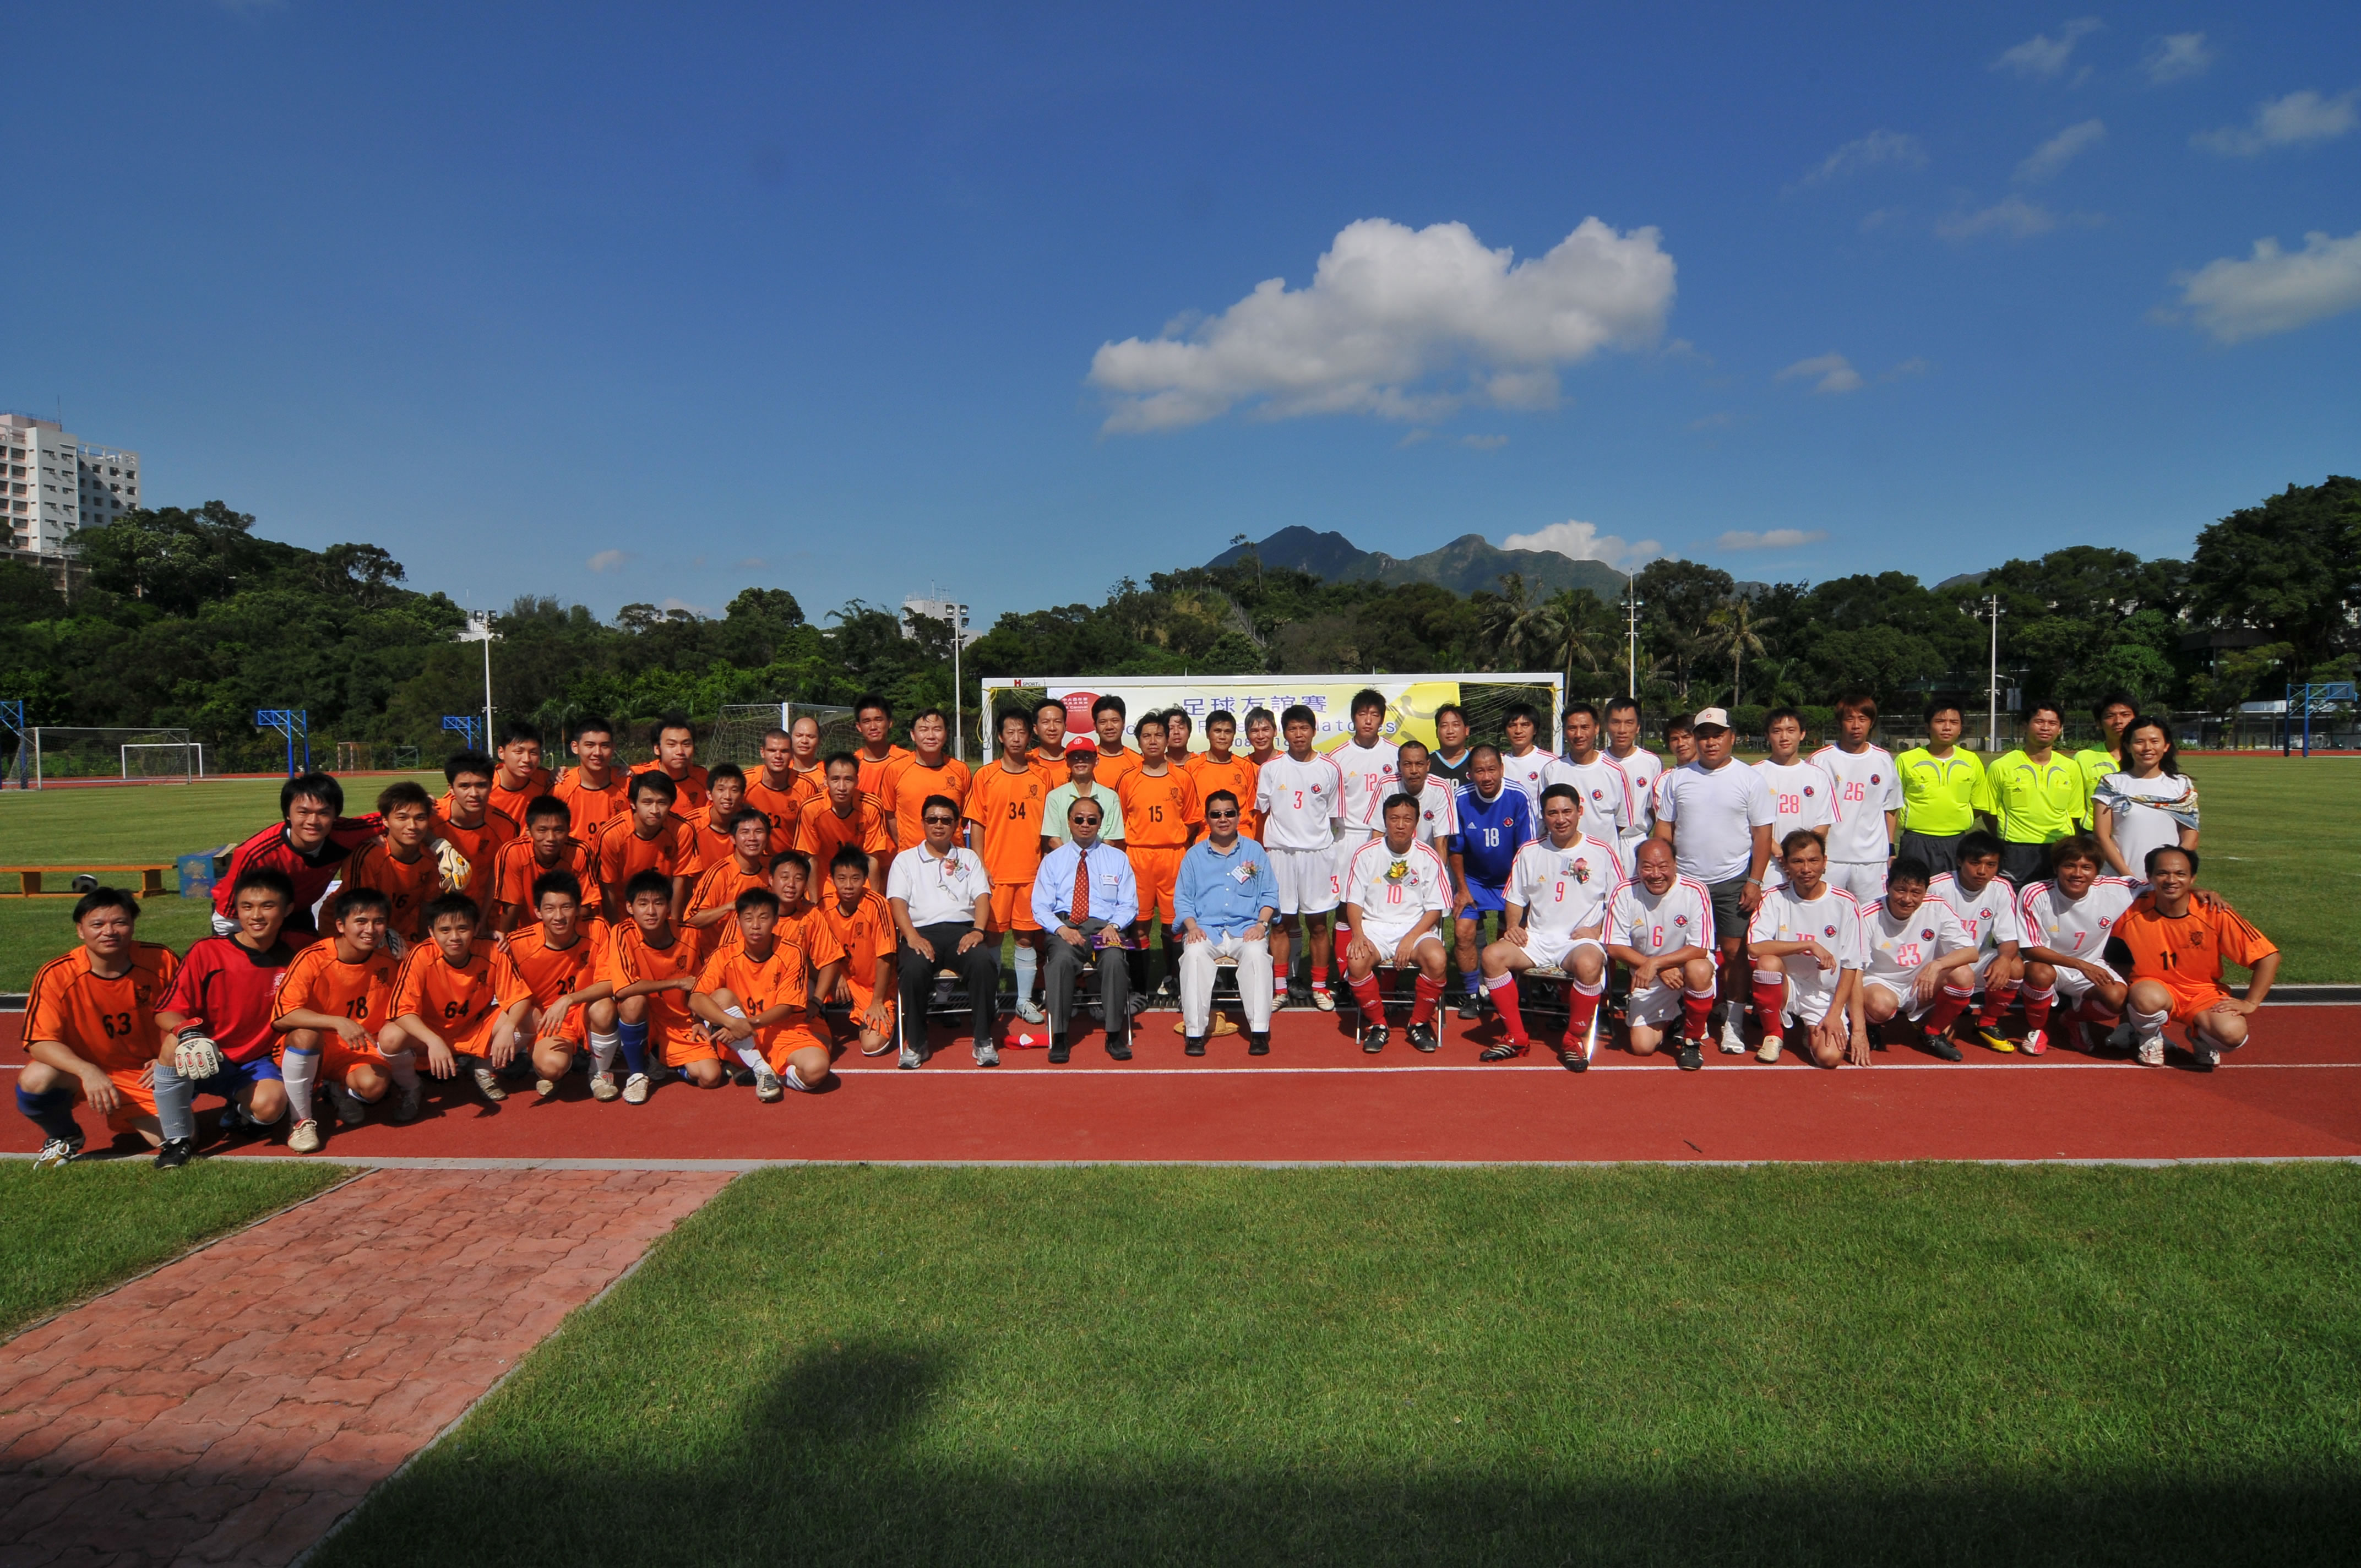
left=1483, top=573, right=1560, bottom=671
left=1706, top=597, right=1776, bottom=710
left=1542, top=589, right=1615, bottom=692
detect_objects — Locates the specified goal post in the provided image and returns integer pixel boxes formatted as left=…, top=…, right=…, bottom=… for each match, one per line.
left=703, top=703, right=859, bottom=770
left=28, top=727, right=199, bottom=787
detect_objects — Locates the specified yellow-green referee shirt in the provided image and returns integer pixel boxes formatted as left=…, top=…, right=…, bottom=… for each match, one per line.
left=2070, top=747, right=2120, bottom=823
left=1974, top=749, right=2088, bottom=845
left=1894, top=746, right=1985, bottom=836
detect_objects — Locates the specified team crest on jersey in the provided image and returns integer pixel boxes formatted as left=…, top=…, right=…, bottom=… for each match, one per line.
left=2099, top=916, right=2113, bottom=928
left=1673, top=914, right=1689, bottom=927
left=1591, top=788, right=1605, bottom=801
left=1802, top=785, right=1815, bottom=797
left=1921, top=928, right=1934, bottom=940
left=1870, top=774, right=1882, bottom=784
left=1824, top=924, right=1838, bottom=937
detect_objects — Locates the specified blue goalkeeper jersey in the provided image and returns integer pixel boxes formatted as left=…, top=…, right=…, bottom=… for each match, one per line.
left=1449, top=785, right=1534, bottom=886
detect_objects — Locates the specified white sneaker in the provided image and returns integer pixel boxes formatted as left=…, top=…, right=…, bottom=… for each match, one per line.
left=32, top=1135, right=80, bottom=1172
left=898, top=1043, right=922, bottom=1070
left=1311, top=988, right=1337, bottom=1013
left=1719, top=1017, right=1748, bottom=1054
left=287, top=1119, right=323, bottom=1155
left=622, top=1073, right=650, bottom=1105
left=1015, top=999, right=1046, bottom=1024
left=1756, top=1034, right=1782, bottom=1064
left=471, top=1067, right=508, bottom=1102
left=589, top=1072, right=620, bottom=1102
left=2136, top=1035, right=2164, bottom=1067
left=535, top=1077, right=559, bottom=1099
left=754, top=1068, right=784, bottom=1102
left=973, top=1041, right=1001, bottom=1068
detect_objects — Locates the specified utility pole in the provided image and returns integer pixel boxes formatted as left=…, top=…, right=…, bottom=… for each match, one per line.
left=1982, top=594, right=2004, bottom=751
left=1624, top=572, right=1641, bottom=699
left=952, top=599, right=965, bottom=765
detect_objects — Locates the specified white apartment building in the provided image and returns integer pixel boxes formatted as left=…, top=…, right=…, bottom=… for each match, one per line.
left=901, top=592, right=980, bottom=647
left=1, top=413, right=140, bottom=554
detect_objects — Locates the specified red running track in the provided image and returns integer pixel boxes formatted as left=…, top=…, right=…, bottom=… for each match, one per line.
left=5, top=1008, right=2358, bottom=1165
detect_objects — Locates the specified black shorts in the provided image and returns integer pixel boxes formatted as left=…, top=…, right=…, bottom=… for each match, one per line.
left=1705, top=875, right=1750, bottom=945
left=1999, top=841, right=2053, bottom=888
left=1896, top=831, right=1965, bottom=878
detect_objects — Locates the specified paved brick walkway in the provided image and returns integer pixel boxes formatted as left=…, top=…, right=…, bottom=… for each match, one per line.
left=0, top=1168, right=731, bottom=1567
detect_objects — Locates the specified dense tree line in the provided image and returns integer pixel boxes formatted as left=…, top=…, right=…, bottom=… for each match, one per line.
left=0, top=477, right=2351, bottom=762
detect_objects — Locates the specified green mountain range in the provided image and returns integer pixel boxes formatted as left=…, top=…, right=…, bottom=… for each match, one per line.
left=1207, top=527, right=1631, bottom=600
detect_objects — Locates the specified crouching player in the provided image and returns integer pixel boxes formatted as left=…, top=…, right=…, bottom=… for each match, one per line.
left=1604, top=838, right=1719, bottom=1071
left=1927, top=830, right=2025, bottom=1052
left=605, top=869, right=709, bottom=1095
left=381, top=893, right=522, bottom=1104
left=689, top=888, right=833, bottom=1100
left=491, top=870, right=617, bottom=1099
left=2104, top=846, right=2280, bottom=1070
left=2015, top=835, right=2136, bottom=1057
left=19, top=889, right=180, bottom=1169
left=819, top=845, right=897, bottom=1057
left=271, top=889, right=406, bottom=1152
left=1857, top=857, right=1979, bottom=1061
left=1340, top=794, right=1453, bottom=1054
left=153, top=868, right=301, bottom=1160
left=1478, top=783, right=1624, bottom=1069
left=1746, top=832, right=1868, bottom=1068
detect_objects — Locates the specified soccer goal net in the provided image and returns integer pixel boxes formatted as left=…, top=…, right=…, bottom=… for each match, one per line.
left=704, top=703, right=859, bottom=769
left=26, top=727, right=200, bottom=786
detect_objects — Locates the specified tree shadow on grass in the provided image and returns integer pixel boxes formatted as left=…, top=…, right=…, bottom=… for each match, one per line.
left=310, top=1337, right=2359, bottom=1567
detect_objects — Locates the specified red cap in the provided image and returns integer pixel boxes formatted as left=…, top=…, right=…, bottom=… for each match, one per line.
left=1065, top=741, right=1098, bottom=759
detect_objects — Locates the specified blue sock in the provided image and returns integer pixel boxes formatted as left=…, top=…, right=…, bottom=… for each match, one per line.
left=1013, top=941, right=1038, bottom=1005
left=616, top=1019, right=649, bottom=1077
left=1463, top=971, right=1483, bottom=995
left=153, top=1056, right=196, bottom=1142
left=18, top=1086, right=81, bottom=1142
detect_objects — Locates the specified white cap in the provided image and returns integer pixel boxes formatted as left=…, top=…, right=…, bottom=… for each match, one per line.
left=1692, top=707, right=1733, bottom=731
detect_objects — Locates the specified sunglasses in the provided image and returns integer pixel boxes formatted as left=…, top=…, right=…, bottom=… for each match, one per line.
left=1206, top=808, right=1239, bottom=819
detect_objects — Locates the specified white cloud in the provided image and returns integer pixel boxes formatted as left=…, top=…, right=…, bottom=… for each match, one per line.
left=1086, top=216, right=1676, bottom=433
left=1460, top=434, right=1509, bottom=450
left=2017, top=118, right=2107, bottom=181
left=2143, top=32, right=2212, bottom=84
left=1994, top=19, right=2101, bottom=80
left=1716, top=529, right=1829, bottom=550
left=1499, top=519, right=1664, bottom=571
left=1938, top=195, right=2061, bottom=239
left=2193, top=89, right=2358, bottom=156
left=1794, top=130, right=1928, bottom=188
left=2172, top=229, right=2361, bottom=342
left=1776, top=353, right=1863, bottom=394
left=586, top=549, right=632, bottom=573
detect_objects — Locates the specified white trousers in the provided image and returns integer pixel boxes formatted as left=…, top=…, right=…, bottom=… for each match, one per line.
left=1179, top=930, right=1276, bottom=1036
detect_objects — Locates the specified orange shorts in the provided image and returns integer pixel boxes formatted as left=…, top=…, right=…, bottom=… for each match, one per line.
left=74, top=1068, right=158, bottom=1135
left=523, top=1002, right=589, bottom=1048
left=837, top=977, right=896, bottom=1036
left=2163, top=987, right=2244, bottom=1032
left=988, top=881, right=1041, bottom=933
left=661, top=1023, right=730, bottom=1069
left=1127, top=846, right=1186, bottom=924
left=276, top=1035, right=391, bottom=1084
left=755, top=1021, right=829, bottom=1074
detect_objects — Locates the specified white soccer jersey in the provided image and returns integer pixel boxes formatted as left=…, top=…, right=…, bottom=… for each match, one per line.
left=1500, top=747, right=1559, bottom=809
left=1754, top=759, right=1834, bottom=838
left=1609, top=747, right=1662, bottom=840
left=1812, top=744, right=1902, bottom=863
left=1860, top=901, right=1972, bottom=989
left=1401, top=779, right=1460, bottom=848
left=2017, top=876, right=2140, bottom=962
left=1748, top=883, right=1866, bottom=1003
left=1542, top=755, right=1631, bottom=845
left=1609, top=875, right=1716, bottom=957
left=1928, top=872, right=2022, bottom=956
left=1331, top=739, right=1401, bottom=837
left=1507, top=834, right=1624, bottom=936
left=1254, top=753, right=1345, bottom=853
left=1343, top=837, right=1451, bottom=922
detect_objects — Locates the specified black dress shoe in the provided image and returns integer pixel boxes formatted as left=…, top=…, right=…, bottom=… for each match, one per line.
left=1184, top=1037, right=1206, bottom=1057
left=1048, top=1037, right=1071, bottom=1064
left=1106, top=1036, right=1133, bottom=1061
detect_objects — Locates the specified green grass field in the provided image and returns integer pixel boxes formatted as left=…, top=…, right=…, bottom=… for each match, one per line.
left=313, top=1164, right=2360, bottom=1566
left=0, top=758, right=2354, bottom=987
left=0, top=1159, right=350, bottom=1336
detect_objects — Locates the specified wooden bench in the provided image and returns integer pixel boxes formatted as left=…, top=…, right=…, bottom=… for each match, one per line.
left=0, top=864, right=175, bottom=899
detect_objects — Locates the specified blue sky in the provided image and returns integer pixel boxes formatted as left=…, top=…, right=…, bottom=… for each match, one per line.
left=12, top=3, right=2357, bottom=623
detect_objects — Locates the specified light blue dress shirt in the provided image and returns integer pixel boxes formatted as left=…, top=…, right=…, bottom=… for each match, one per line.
left=1031, top=837, right=1139, bottom=931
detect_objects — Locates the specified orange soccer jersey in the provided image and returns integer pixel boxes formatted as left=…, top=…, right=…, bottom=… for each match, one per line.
left=492, top=838, right=601, bottom=921
left=686, top=858, right=770, bottom=940
left=2107, top=896, right=2280, bottom=1019
left=632, top=761, right=710, bottom=812
left=681, top=804, right=742, bottom=877
left=1089, top=745, right=1141, bottom=796
left=739, top=776, right=806, bottom=854
left=391, top=938, right=513, bottom=1052
left=488, top=768, right=553, bottom=827
left=1117, top=766, right=1203, bottom=850
left=714, top=900, right=847, bottom=972
left=819, top=889, right=897, bottom=1014
left=275, top=941, right=401, bottom=1080
left=1188, top=754, right=1261, bottom=841
left=603, top=919, right=706, bottom=1055
left=590, top=813, right=695, bottom=897
left=882, top=755, right=972, bottom=852
left=492, top=922, right=613, bottom=1041
left=798, top=797, right=891, bottom=881
left=695, top=939, right=822, bottom=1069
left=27, top=943, right=179, bottom=1128
left=341, top=841, right=445, bottom=941
left=432, top=801, right=520, bottom=918
left=964, top=761, right=1051, bottom=885
left=855, top=746, right=911, bottom=812
left=551, top=767, right=632, bottom=835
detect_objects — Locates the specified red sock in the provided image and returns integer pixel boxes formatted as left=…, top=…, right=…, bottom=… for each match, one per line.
left=1411, top=975, right=1442, bottom=1026
left=1974, top=983, right=2017, bottom=1028
left=1309, top=934, right=1329, bottom=985
left=1331, top=925, right=1350, bottom=974
left=1564, top=981, right=1602, bottom=1042
left=1682, top=987, right=1716, bottom=1039
left=1350, top=972, right=1384, bottom=1018
left=2022, top=986, right=2054, bottom=1033
left=1926, top=989, right=1970, bottom=1035
left=1751, top=972, right=1786, bottom=1039
left=1486, top=973, right=1528, bottom=1042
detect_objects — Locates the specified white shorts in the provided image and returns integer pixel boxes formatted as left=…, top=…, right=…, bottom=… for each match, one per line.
left=2049, top=960, right=2123, bottom=1003
left=1824, top=860, right=1888, bottom=902
left=1626, top=978, right=1684, bottom=1028
left=1778, top=973, right=1843, bottom=1027
left=1515, top=927, right=1605, bottom=972
left=1270, top=846, right=1339, bottom=916
left=1330, top=834, right=1378, bottom=926
left=1862, top=972, right=1932, bottom=1022
left=1358, top=917, right=1445, bottom=960
left=1969, top=948, right=2009, bottom=990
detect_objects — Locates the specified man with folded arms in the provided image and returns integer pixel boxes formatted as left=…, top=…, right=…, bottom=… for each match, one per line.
left=1173, top=790, right=1280, bottom=1058
left=1030, top=797, right=1138, bottom=1063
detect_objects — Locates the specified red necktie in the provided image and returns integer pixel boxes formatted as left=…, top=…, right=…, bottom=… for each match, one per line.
left=1073, top=848, right=1090, bottom=922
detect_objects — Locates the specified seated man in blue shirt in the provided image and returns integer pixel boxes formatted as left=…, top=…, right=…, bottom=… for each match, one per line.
left=1449, top=745, right=1537, bottom=1020
left=1030, top=796, right=1139, bottom=1063
left=1174, top=789, right=1281, bottom=1058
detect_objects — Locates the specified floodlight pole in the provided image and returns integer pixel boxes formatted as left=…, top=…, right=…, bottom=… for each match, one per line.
left=952, top=600, right=965, bottom=766
left=1982, top=595, right=2004, bottom=751
left=1623, top=574, right=1640, bottom=699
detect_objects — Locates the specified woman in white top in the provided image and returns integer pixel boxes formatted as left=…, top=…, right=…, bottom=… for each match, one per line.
left=2092, top=716, right=2199, bottom=879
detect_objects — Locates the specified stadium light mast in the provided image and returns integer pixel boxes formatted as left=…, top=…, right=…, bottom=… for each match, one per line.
left=458, top=612, right=497, bottom=744
left=1623, top=572, right=1641, bottom=699
left=1981, top=594, right=2005, bottom=750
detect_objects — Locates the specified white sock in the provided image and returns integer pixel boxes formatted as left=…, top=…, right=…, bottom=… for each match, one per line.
left=590, top=1030, right=619, bottom=1076
left=737, top=1043, right=770, bottom=1075
left=380, top=1050, right=420, bottom=1091
left=1014, top=941, right=1038, bottom=1002
left=2129, top=1005, right=2169, bottom=1042
left=282, top=1049, right=320, bottom=1124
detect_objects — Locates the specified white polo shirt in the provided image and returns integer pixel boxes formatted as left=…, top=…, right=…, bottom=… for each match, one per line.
left=1656, top=758, right=1776, bottom=885
left=885, top=842, right=992, bottom=927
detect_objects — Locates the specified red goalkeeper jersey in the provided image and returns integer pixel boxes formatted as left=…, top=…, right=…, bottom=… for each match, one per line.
left=211, top=816, right=385, bottom=936
left=159, top=933, right=299, bottom=1064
